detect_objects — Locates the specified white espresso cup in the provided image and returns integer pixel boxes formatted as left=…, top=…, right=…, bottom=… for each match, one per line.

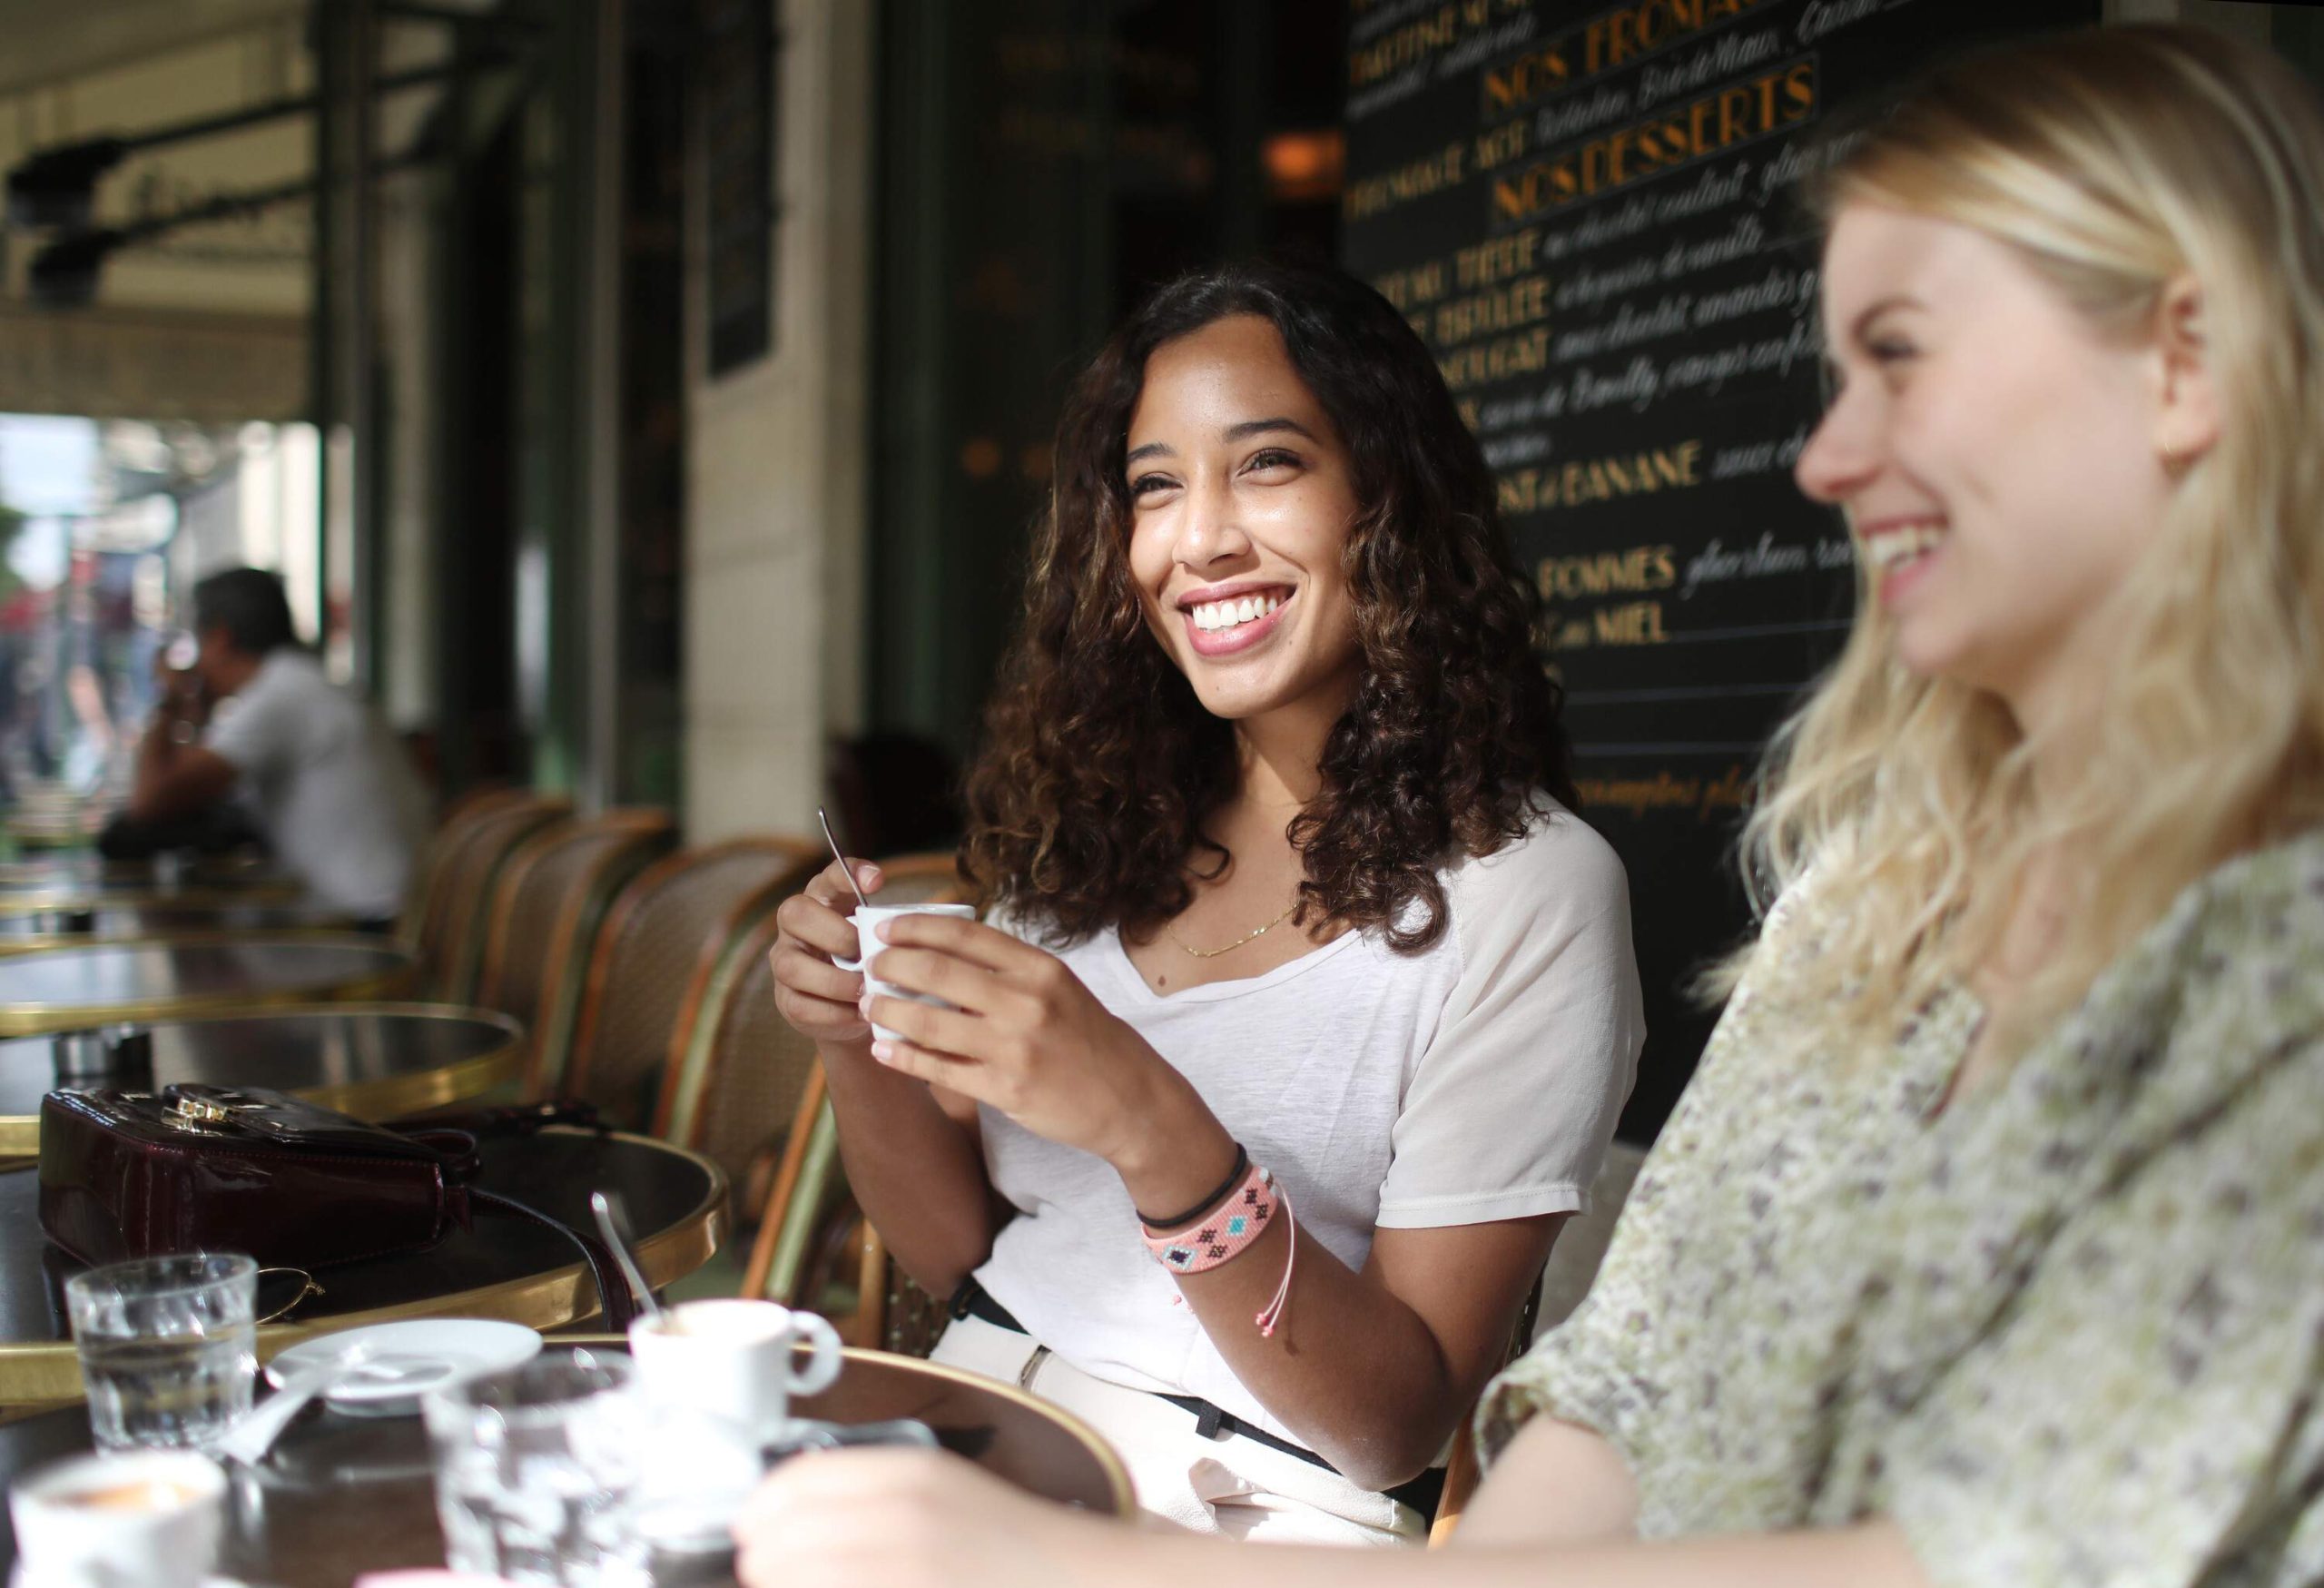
left=9, top=1450, right=226, bottom=1588
left=837, top=902, right=979, bottom=1042
left=627, top=1298, right=844, bottom=1435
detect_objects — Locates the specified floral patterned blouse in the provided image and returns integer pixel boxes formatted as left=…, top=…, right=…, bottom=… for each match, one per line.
left=1480, top=828, right=2324, bottom=1588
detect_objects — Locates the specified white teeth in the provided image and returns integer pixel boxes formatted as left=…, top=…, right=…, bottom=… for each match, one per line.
left=1861, top=523, right=1945, bottom=572
left=1187, top=593, right=1283, bottom=633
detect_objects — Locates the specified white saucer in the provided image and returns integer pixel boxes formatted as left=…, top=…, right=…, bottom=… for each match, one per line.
left=266, top=1320, right=542, bottom=1417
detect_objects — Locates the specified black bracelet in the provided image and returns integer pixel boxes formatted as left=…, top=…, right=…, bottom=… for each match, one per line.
left=1137, top=1141, right=1250, bottom=1231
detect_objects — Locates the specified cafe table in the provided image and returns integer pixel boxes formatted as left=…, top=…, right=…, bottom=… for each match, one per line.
left=0, top=1126, right=728, bottom=1406
left=0, top=853, right=290, bottom=893
left=0, top=902, right=359, bottom=947
left=0, top=934, right=419, bottom=1037
left=0, top=1344, right=1132, bottom=1587
left=0, top=1003, right=523, bottom=1154
left=0, top=879, right=305, bottom=918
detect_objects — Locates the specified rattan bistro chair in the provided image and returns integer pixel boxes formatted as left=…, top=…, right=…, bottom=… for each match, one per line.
left=551, top=839, right=821, bottom=1126
left=675, top=853, right=970, bottom=1211
left=476, top=810, right=676, bottom=1056
left=736, top=853, right=970, bottom=1352
left=416, top=796, right=573, bottom=999
left=396, top=786, right=539, bottom=954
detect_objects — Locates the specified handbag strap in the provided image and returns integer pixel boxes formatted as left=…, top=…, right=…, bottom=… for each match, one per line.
left=389, top=1101, right=640, bottom=1330
left=469, top=1186, right=642, bottom=1333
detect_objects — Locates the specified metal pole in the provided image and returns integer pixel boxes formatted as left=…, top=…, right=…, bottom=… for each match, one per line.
left=308, top=0, right=340, bottom=646
left=582, top=0, right=625, bottom=810
left=350, top=0, right=382, bottom=696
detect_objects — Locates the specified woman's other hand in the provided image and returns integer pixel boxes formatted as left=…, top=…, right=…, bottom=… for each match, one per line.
left=859, top=913, right=1231, bottom=1187
left=768, top=857, right=881, bottom=1046
left=732, top=1449, right=1108, bottom=1588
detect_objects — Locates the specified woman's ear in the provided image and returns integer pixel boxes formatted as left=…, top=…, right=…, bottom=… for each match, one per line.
left=2152, top=274, right=2221, bottom=470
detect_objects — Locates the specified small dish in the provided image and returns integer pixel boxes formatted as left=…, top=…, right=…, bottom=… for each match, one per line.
left=265, top=1320, right=542, bottom=1417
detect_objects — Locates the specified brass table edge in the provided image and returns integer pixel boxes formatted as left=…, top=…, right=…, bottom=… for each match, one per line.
left=0, top=1129, right=726, bottom=1405
left=2, top=1001, right=517, bottom=1033
left=0, top=1020, right=525, bottom=1154
left=0, top=924, right=364, bottom=957
left=0, top=958, right=419, bottom=1038
left=0, top=887, right=303, bottom=917
left=0, top=930, right=404, bottom=954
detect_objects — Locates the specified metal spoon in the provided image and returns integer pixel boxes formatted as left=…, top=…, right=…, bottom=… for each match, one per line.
left=816, top=805, right=872, bottom=912
left=591, top=1189, right=664, bottom=1327
left=218, top=1343, right=375, bottom=1466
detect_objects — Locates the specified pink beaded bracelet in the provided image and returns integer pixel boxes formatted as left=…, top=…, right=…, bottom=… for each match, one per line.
left=1140, top=1160, right=1299, bottom=1336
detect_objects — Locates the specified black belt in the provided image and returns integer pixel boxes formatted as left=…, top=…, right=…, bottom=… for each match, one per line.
left=950, top=1278, right=1445, bottom=1521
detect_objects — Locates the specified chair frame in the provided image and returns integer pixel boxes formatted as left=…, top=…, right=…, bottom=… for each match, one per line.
left=650, top=855, right=825, bottom=1149
left=736, top=853, right=971, bottom=1336
left=437, top=804, right=574, bottom=1002
left=476, top=811, right=676, bottom=1076
left=549, top=837, right=820, bottom=1100
left=396, top=784, right=536, bottom=949
left=476, top=810, right=675, bottom=1005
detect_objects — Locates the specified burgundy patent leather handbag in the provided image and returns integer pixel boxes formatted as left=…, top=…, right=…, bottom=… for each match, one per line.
left=35, top=1084, right=638, bottom=1328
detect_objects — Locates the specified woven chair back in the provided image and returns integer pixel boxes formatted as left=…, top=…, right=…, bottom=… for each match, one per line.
left=416, top=799, right=569, bottom=1000
left=671, top=852, right=969, bottom=1209
left=396, top=785, right=536, bottom=948
left=478, top=811, right=676, bottom=1038
left=428, top=800, right=574, bottom=1000
left=554, top=838, right=820, bottom=1125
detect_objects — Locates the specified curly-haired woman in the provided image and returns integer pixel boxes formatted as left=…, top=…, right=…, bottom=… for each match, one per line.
left=767, top=259, right=1645, bottom=1543
left=744, top=24, right=2324, bottom=1588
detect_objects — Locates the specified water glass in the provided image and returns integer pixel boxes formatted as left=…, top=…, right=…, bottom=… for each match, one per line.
left=422, top=1348, right=648, bottom=1587
left=64, top=1252, right=258, bottom=1455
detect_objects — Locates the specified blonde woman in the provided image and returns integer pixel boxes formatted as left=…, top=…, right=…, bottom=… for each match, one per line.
left=733, top=25, right=2324, bottom=1587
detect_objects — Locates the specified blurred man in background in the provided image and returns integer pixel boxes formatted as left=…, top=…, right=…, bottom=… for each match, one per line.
left=126, top=567, right=428, bottom=926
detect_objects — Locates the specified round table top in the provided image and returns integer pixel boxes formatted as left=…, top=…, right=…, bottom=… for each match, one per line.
left=0, top=1127, right=728, bottom=1402
left=0, top=854, right=289, bottom=893
left=0, top=903, right=359, bottom=947
left=0, top=934, right=419, bottom=1036
left=0, top=1345, right=1130, bottom=1585
left=0, top=1003, right=522, bottom=1153
left=0, top=883, right=306, bottom=918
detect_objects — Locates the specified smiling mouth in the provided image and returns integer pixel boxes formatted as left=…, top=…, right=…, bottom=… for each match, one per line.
left=1177, top=587, right=1294, bottom=658
left=1860, top=521, right=1945, bottom=575
left=1186, top=588, right=1288, bottom=634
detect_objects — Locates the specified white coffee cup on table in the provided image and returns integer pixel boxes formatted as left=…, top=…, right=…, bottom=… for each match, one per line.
left=627, top=1298, right=844, bottom=1436
left=836, top=902, right=978, bottom=1043
left=9, top=1449, right=225, bottom=1588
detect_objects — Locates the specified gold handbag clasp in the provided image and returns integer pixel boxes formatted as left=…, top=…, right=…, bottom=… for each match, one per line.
left=169, top=1094, right=234, bottom=1126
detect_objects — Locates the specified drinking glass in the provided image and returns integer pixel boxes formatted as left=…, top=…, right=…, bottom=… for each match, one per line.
left=64, top=1252, right=258, bottom=1455
left=422, top=1348, right=648, bottom=1587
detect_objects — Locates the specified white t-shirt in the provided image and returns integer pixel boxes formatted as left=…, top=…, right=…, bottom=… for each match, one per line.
left=204, top=650, right=429, bottom=918
left=969, top=798, right=1645, bottom=1445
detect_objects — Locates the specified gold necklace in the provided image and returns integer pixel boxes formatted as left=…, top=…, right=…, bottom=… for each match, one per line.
left=1165, top=898, right=1301, bottom=959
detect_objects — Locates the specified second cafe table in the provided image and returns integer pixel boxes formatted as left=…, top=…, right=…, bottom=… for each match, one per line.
left=0, top=1126, right=729, bottom=1403
left=0, top=904, right=359, bottom=948
left=0, top=1344, right=1133, bottom=1586
left=0, top=934, right=419, bottom=1037
left=0, top=1003, right=523, bottom=1154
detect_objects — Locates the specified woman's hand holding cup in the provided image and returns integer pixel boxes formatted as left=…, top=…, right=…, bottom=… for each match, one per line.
left=857, top=915, right=1230, bottom=1189
left=768, top=858, right=884, bottom=1046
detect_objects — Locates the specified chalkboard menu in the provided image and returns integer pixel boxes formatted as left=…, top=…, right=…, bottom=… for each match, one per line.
left=1341, top=0, right=2099, bottom=1138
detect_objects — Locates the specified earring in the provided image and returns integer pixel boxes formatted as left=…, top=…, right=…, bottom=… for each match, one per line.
left=2161, top=439, right=2184, bottom=473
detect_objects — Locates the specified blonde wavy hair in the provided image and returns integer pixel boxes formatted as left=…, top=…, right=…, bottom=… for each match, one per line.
left=1720, top=25, right=2324, bottom=1049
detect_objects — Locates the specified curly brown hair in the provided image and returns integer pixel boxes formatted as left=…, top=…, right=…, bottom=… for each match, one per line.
left=961, top=260, right=1573, bottom=953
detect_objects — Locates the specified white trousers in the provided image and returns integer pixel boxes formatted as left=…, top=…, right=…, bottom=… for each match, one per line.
left=931, top=1313, right=1425, bottom=1547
